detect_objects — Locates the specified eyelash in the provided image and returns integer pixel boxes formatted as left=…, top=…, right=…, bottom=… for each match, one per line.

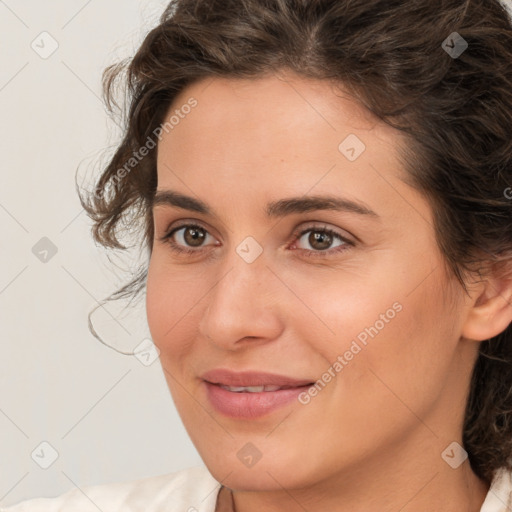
left=158, top=222, right=355, bottom=259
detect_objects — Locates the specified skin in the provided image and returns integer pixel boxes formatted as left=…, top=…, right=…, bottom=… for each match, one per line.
left=145, top=71, right=512, bottom=512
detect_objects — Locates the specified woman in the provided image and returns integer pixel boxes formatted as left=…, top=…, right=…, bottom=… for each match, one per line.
left=4, top=0, right=512, bottom=510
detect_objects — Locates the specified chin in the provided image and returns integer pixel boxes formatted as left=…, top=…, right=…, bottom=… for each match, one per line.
left=202, top=455, right=315, bottom=492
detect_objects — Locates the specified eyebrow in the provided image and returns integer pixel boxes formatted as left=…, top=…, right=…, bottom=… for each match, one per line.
left=152, top=190, right=379, bottom=218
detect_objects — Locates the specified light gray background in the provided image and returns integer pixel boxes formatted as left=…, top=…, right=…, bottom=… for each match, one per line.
left=0, top=1, right=203, bottom=507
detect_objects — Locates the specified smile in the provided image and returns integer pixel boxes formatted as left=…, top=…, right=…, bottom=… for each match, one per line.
left=203, top=381, right=315, bottom=419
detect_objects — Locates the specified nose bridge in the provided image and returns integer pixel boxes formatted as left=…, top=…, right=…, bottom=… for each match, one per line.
left=212, top=231, right=269, bottom=299
left=208, top=244, right=269, bottom=314
left=198, top=240, right=283, bottom=343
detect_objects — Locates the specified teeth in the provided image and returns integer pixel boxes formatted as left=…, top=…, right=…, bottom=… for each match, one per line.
left=219, top=384, right=284, bottom=392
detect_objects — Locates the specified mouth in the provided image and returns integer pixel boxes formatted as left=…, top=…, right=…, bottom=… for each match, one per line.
left=210, top=382, right=315, bottom=393
left=201, top=375, right=317, bottom=419
left=199, top=369, right=317, bottom=418
left=200, top=368, right=316, bottom=388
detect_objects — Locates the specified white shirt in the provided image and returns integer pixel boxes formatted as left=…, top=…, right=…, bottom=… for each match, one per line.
left=2, top=465, right=512, bottom=511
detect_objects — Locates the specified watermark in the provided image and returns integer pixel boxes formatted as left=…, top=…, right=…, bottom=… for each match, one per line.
left=441, top=441, right=468, bottom=469
left=298, top=301, right=403, bottom=405
left=133, top=338, right=160, bottom=366
left=338, top=133, right=366, bottom=161
left=441, top=32, right=468, bottom=59
left=31, top=441, right=59, bottom=469
left=94, top=97, right=198, bottom=200
left=504, top=187, right=512, bottom=200
left=236, top=236, right=263, bottom=263
left=237, top=442, right=263, bottom=468
left=31, top=31, right=59, bottom=59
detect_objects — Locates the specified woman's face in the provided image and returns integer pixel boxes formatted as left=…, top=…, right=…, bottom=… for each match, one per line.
left=146, top=72, right=480, bottom=491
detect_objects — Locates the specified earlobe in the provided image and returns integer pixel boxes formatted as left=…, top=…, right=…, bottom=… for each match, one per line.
left=461, top=270, right=512, bottom=342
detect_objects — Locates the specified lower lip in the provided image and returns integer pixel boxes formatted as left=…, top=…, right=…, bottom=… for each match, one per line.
left=203, top=381, right=313, bottom=419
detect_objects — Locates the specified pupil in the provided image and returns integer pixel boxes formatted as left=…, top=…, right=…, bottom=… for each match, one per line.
left=310, top=231, right=331, bottom=250
left=185, top=227, right=205, bottom=247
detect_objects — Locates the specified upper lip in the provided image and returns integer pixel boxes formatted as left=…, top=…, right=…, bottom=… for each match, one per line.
left=201, top=369, right=315, bottom=387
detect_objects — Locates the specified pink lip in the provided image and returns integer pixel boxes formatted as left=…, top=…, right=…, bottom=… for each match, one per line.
left=200, top=369, right=315, bottom=419
left=200, top=369, right=315, bottom=387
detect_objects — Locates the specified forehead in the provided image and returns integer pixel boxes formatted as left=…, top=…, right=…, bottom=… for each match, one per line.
left=152, top=73, right=435, bottom=244
left=155, top=72, right=404, bottom=178
left=164, top=72, right=388, bottom=134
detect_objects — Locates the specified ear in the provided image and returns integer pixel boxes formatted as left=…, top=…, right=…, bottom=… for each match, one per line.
left=461, top=260, right=512, bottom=341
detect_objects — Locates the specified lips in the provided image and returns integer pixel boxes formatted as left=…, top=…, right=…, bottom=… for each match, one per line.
left=200, top=368, right=315, bottom=388
left=200, top=369, right=317, bottom=418
left=203, top=381, right=314, bottom=419
left=219, top=384, right=293, bottom=392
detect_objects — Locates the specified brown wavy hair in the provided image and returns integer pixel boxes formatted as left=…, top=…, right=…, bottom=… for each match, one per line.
left=78, top=0, right=512, bottom=485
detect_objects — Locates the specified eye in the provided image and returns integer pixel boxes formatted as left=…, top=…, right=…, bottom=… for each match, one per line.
left=157, top=222, right=354, bottom=259
left=289, top=224, right=354, bottom=258
left=159, top=223, right=218, bottom=256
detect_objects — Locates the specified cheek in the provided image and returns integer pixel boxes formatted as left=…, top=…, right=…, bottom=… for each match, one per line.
left=366, top=288, right=452, bottom=421
left=284, top=267, right=405, bottom=356
left=145, top=261, right=171, bottom=344
left=292, top=264, right=454, bottom=411
left=145, top=257, right=202, bottom=354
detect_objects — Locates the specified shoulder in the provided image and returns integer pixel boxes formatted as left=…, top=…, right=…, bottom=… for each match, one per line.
left=0, top=465, right=221, bottom=512
left=481, top=467, right=512, bottom=512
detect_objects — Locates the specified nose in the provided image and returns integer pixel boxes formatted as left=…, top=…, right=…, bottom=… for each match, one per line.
left=197, top=249, right=284, bottom=349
